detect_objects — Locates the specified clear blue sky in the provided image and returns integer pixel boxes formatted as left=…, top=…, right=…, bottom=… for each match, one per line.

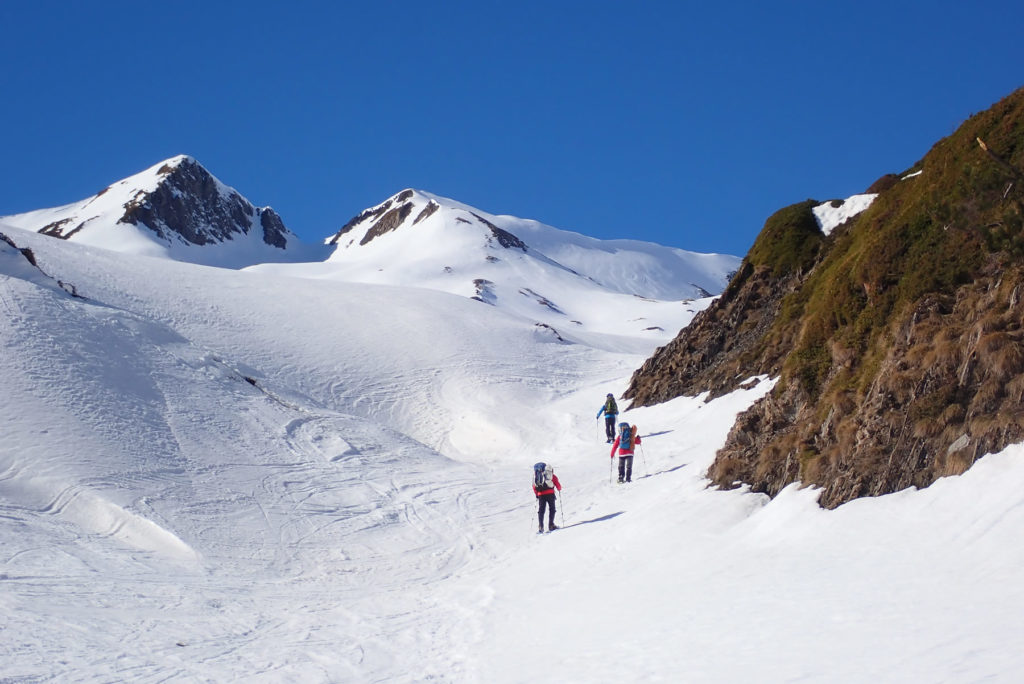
left=2, top=1, right=1021, bottom=257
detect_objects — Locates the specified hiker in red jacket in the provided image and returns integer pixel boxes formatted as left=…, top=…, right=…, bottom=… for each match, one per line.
left=610, top=422, right=641, bottom=483
left=533, top=464, right=562, bottom=532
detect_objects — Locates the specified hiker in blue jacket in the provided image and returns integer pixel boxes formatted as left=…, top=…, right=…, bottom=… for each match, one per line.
left=596, top=393, right=619, bottom=443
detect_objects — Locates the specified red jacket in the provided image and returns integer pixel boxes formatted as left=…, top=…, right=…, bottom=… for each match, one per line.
left=610, top=432, right=641, bottom=458
left=533, top=474, right=561, bottom=497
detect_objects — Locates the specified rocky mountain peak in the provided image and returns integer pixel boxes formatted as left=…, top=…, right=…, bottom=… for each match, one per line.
left=116, top=156, right=290, bottom=248
left=4, top=156, right=295, bottom=254
left=328, top=189, right=528, bottom=252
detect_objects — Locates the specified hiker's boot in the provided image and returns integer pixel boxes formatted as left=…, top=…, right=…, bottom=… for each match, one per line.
left=549, top=523, right=559, bottom=531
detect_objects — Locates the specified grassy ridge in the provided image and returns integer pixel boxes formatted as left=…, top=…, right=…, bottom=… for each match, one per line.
left=772, top=89, right=1023, bottom=404
left=697, top=86, right=1024, bottom=505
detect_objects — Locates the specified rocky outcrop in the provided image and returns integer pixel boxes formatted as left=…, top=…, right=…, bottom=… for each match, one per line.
left=626, top=200, right=826, bottom=405
left=413, top=200, right=440, bottom=225
left=710, top=260, right=1024, bottom=508
left=471, top=212, right=528, bottom=251
left=1, top=231, right=37, bottom=266
left=1, top=157, right=297, bottom=260
left=329, top=189, right=531, bottom=252
left=360, top=203, right=414, bottom=246
left=259, top=209, right=289, bottom=249
left=625, top=86, right=1024, bottom=508
left=119, top=157, right=290, bottom=248
left=1, top=231, right=83, bottom=298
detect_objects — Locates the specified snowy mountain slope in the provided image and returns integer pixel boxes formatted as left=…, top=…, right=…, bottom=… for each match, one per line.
left=5, top=224, right=633, bottom=464
left=0, top=156, right=329, bottom=268
left=0, top=227, right=489, bottom=680
left=256, top=188, right=735, bottom=345
left=3, top=218, right=1023, bottom=683
left=472, top=390, right=1024, bottom=683
left=0, top=229, right=78, bottom=297
left=3, top=163, right=739, bottom=344
left=326, top=189, right=737, bottom=301
left=487, top=207, right=739, bottom=301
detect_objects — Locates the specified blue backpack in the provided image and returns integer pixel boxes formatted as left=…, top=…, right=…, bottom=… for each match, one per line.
left=534, top=462, right=553, bottom=489
left=619, top=425, right=633, bottom=450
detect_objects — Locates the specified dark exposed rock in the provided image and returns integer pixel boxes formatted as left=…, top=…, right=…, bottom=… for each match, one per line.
left=519, top=287, right=563, bottom=314
left=535, top=322, right=567, bottom=342
left=1, top=231, right=32, bottom=263
left=117, top=157, right=288, bottom=249
left=333, top=190, right=447, bottom=247
left=330, top=199, right=394, bottom=245
left=1, top=231, right=84, bottom=298
left=472, top=278, right=496, bottom=304
left=414, top=200, right=439, bottom=225
left=258, top=208, right=289, bottom=249
left=360, top=203, right=414, bottom=246
left=625, top=200, right=823, bottom=407
left=39, top=218, right=74, bottom=238
left=38, top=218, right=88, bottom=241
left=471, top=212, right=528, bottom=251
left=624, top=263, right=794, bottom=405
left=332, top=191, right=529, bottom=253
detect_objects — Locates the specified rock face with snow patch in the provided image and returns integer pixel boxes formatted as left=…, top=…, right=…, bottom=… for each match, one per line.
left=116, top=157, right=291, bottom=248
left=0, top=156, right=308, bottom=267
left=626, top=86, right=1024, bottom=508
left=329, top=189, right=528, bottom=253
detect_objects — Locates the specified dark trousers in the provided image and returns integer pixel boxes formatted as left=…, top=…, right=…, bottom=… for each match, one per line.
left=617, top=455, right=633, bottom=482
left=604, top=416, right=616, bottom=440
left=537, top=493, right=557, bottom=528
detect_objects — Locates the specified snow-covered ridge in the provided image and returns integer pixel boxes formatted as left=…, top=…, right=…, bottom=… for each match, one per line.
left=322, top=188, right=739, bottom=301
left=252, top=188, right=741, bottom=346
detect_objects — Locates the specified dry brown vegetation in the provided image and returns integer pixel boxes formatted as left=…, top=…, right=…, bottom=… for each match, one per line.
left=626, top=86, right=1024, bottom=508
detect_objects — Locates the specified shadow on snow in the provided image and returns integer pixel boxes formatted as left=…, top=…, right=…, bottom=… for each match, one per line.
left=564, top=511, right=625, bottom=529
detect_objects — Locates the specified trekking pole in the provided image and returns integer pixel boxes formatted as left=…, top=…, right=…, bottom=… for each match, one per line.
left=559, top=490, right=565, bottom=527
left=640, top=443, right=649, bottom=477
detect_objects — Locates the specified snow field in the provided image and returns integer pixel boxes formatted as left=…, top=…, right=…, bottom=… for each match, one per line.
left=2, top=224, right=1023, bottom=682
left=467, top=383, right=1024, bottom=683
